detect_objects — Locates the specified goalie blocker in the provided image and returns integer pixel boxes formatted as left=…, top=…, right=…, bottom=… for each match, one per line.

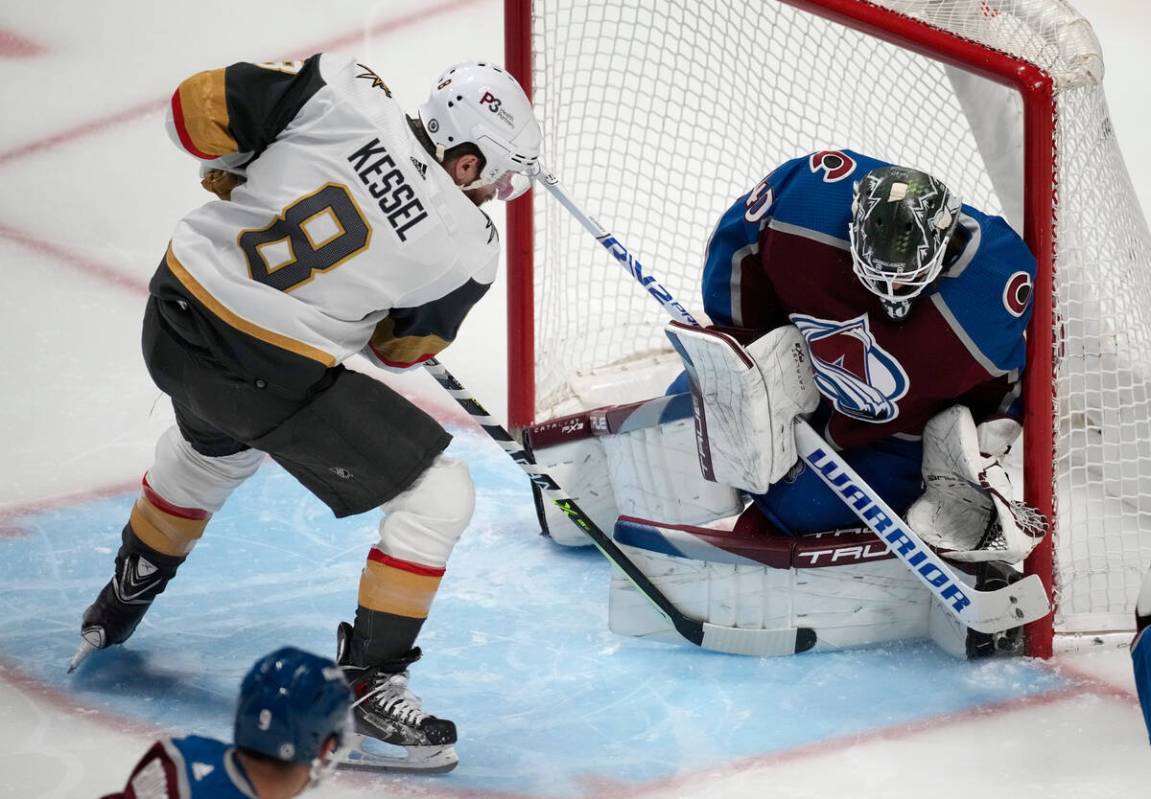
left=524, top=326, right=1043, bottom=657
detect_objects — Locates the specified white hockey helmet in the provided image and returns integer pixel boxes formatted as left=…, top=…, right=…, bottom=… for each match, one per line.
left=418, top=61, right=542, bottom=201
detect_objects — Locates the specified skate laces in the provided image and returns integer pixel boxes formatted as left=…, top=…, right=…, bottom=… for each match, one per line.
left=354, top=671, right=430, bottom=727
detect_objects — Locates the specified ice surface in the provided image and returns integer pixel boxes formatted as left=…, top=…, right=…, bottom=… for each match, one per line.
left=1, top=1, right=1149, bottom=797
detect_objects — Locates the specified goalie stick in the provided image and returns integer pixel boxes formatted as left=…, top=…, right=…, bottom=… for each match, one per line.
left=422, top=357, right=816, bottom=657
left=537, top=167, right=1051, bottom=634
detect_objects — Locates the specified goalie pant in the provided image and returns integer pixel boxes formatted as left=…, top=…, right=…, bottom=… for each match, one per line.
left=101, top=735, right=257, bottom=799
left=754, top=412, right=925, bottom=535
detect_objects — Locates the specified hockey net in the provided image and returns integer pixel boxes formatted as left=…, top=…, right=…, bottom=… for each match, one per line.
left=504, top=0, right=1151, bottom=657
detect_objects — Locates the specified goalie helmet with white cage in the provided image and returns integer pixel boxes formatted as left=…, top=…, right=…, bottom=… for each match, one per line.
left=849, top=165, right=962, bottom=321
left=419, top=61, right=542, bottom=201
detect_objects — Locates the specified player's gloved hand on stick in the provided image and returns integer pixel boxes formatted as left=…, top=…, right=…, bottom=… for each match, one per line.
left=201, top=169, right=245, bottom=200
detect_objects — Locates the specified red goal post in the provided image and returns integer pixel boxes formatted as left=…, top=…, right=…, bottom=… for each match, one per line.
left=504, top=0, right=1151, bottom=657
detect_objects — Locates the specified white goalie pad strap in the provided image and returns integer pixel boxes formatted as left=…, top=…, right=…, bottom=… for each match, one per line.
left=664, top=322, right=819, bottom=493
left=601, top=416, right=742, bottom=525
left=609, top=514, right=932, bottom=651
left=907, top=405, right=1045, bottom=563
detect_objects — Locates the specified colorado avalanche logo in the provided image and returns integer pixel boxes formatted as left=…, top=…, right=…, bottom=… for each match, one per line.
left=790, top=313, right=910, bottom=423
left=1002, top=270, right=1032, bottom=317
left=809, top=150, right=856, bottom=183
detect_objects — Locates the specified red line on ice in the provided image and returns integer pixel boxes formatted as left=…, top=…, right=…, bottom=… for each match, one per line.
left=0, top=479, right=139, bottom=537
left=0, top=0, right=486, bottom=167
left=0, top=658, right=168, bottom=740
left=0, top=454, right=1130, bottom=797
left=1047, top=658, right=1141, bottom=704
left=0, top=646, right=1119, bottom=799
left=596, top=681, right=1121, bottom=799
left=0, top=29, right=46, bottom=58
left=0, top=222, right=149, bottom=294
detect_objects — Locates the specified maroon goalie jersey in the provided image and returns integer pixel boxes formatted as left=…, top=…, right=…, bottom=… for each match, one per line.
left=701, top=149, right=1036, bottom=450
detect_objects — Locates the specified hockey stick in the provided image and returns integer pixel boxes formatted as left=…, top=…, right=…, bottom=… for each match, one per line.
left=422, top=357, right=816, bottom=657
left=537, top=167, right=1050, bottom=634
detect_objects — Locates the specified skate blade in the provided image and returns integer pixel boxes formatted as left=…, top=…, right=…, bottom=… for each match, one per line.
left=67, top=629, right=105, bottom=673
left=337, top=732, right=458, bottom=774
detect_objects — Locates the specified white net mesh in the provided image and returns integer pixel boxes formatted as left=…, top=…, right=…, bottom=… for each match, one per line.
left=1052, top=82, right=1151, bottom=634
left=523, top=0, right=1151, bottom=640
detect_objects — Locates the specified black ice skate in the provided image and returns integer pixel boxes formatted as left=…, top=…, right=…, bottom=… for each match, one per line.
left=966, top=561, right=1027, bottom=659
left=69, top=527, right=184, bottom=672
left=335, top=621, right=458, bottom=773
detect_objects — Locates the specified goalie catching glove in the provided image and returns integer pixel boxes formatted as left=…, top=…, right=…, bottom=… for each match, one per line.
left=664, top=322, right=819, bottom=494
left=907, top=405, right=1046, bottom=563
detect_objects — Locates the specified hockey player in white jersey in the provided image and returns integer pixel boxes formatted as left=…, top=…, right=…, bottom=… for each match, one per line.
left=72, top=54, right=542, bottom=773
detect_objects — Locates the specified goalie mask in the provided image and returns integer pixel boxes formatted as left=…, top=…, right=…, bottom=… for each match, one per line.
left=419, top=62, right=542, bottom=201
left=849, top=166, right=962, bottom=321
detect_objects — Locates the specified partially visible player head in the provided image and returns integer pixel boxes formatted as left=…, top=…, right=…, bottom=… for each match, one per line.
left=419, top=61, right=542, bottom=205
left=234, top=647, right=352, bottom=795
left=849, top=165, right=962, bottom=321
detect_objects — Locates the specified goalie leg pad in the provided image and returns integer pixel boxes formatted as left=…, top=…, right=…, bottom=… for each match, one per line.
left=664, top=323, right=819, bottom=494
left=609, top=514, right=933, bottom=651
left=524, top=394, right=742, bottom=546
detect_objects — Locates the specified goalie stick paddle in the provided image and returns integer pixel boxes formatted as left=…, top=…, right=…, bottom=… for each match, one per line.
left=422, top=357, right=816, bottom=657
left=539, top=168, right=1051, bottom=634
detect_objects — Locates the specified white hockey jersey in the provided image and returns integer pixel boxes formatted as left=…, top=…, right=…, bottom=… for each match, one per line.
left=164, top=54, right=498, bottom=370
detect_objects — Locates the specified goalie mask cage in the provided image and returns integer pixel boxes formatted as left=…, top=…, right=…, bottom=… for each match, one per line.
left=504, top=0, right=1151, bottom=658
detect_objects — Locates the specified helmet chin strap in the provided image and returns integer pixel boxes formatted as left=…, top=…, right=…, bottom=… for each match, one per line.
left=460, top=175, right=490, bottom=191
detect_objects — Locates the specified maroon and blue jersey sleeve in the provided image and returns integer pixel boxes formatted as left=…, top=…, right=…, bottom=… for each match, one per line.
left=931, top=208, right=1034, bottom=423
left=100, top=741, right=185, bottom=799
left=700, top=157, right=799, bottom=330
left=101, top=736, right=256, bottom=799
left=701, top=150, right=887, bottom=331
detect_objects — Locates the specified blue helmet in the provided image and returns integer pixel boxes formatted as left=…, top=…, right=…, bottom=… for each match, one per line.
left=234, top=647, right=352, bottom=764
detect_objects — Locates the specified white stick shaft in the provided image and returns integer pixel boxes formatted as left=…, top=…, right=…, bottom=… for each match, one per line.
left=793, top=420, right=1048, bottom=633
left=537, top=167, right=701, bottom=327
